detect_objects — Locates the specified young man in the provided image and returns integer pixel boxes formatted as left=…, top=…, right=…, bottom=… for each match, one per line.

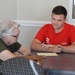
left=30, top=5, right=75, bottom=53
left=0, top=20, right=31, bottom=61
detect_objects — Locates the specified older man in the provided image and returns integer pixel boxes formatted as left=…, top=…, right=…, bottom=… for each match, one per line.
left=0, top=20, right=31, bottom=61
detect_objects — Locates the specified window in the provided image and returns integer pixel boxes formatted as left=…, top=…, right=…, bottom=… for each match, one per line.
left=69, top=0, right=75, bottom=22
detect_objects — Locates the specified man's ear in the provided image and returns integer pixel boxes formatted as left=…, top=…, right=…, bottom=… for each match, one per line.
left=1, top=35, right=8, bottom=43
left=3, top=34, right=8, bottom=38
left=2, top=34, right=9, bottom=40
left=65, top=18, right=67, bottom=21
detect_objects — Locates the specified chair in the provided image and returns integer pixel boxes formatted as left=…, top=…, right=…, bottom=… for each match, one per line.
left=0, top=57, right=44, bottom=75
left=0, top=59, right=3, bottom=75
left=22, top=55, right=43, bottom=66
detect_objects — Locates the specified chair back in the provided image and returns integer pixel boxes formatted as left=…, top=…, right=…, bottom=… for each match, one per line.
left=0, top=57, right=44, bottom=75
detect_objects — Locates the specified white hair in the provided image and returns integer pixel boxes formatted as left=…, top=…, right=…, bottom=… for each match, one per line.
left=0, top=20, right=20, bottom=38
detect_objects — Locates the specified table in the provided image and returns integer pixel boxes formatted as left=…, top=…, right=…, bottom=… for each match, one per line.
left=32, top=50, right=75, bottom=75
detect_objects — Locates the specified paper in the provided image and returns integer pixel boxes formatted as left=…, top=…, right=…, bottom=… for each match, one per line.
left=37, top=53, right=58, bottom=56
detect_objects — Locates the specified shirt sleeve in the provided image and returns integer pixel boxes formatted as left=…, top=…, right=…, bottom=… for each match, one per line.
left=0, top=39, right=8, bottom=52
left=70, top=27, right=75, bottom=43
left=8, top=42, right=21, bottom=53
left=35, top=25, right=48, bottom=43
left=0, top=39, right=21, bottom=53
left=14, top=42, right=21, bottom=50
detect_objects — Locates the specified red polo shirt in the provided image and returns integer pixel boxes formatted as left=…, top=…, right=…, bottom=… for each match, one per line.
left=35, top=23, right=75, bottom=46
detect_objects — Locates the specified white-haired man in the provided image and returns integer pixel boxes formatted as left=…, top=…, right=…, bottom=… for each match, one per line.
left=0, top=20, right=31, bottom=61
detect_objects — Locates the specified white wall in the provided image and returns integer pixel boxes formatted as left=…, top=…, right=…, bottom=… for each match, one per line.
left=0, top=0, right=69, bottom=21
left=18, top=26, right=40, bottom=49
left=18, top=0, right=69, bottom=21
left=0, top=0, right=17, bottom=20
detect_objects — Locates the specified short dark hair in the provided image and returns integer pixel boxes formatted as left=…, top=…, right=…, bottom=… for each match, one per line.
left=52, top=5, right=67, bottom=19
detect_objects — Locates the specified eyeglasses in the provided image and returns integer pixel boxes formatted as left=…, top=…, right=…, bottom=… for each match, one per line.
left=11, top=33, right=20, bottom=38
left=11, top=35, right=18, bottom=38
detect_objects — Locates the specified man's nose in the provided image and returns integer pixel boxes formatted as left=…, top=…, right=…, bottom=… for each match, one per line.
left=54, top=21, right=58, bottom=25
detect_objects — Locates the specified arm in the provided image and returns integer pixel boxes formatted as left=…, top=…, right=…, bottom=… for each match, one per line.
left=0, top=50, right=16, bottom=61
left=0, top=45, right=31, bottom=61
left=30, top=39, right=43, bottom=51
left=62, top=42, right=75, bottom=53
left=30, top=39, right=62, bottom=53
left=17, top=45, right=31, bottom=56
left=40, top=43, right=75, bottom=53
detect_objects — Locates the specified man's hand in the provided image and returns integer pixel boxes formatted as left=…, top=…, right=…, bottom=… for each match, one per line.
left=41, top=43, right=62, bottom=53
left=41, top=43, right=54, bottom=50
left=51, top=45, right=62, bottom=53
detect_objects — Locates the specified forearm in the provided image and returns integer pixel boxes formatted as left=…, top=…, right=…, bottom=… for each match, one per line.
left=30, top=42, right=62, bottom=53
left=14, top=51, right=24, bottom=56
left=62, top=45, right=75, bottom=53
left=47, top=47, right=56, bottom=52
left=0, top=50, right=16, bottom=61
left=30, top=43, right=43, bottom=51
left=40, top=44, right=75, bottom=53
left=46, top=45, right=62, bottom=53
left=18, top=45, right=31, bottom=56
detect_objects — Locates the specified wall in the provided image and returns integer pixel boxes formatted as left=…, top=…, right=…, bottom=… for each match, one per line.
left=18, top=0, right=69, bottom=21
left=0, top=0, right=69, bottom=21
left=18, top=26, right=40, bottom=49
left=0, top=0, right=17, bottom=20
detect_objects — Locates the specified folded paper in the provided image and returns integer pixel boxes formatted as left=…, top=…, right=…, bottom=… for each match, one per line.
left=37, top=53, right=58, bottom=56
